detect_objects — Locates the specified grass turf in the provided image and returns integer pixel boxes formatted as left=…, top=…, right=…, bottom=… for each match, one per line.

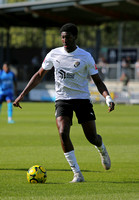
left=0, top=102, right=139, bottom=200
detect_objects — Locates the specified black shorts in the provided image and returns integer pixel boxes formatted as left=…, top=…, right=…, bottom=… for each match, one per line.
left=55, top=99, right=96, bottom=124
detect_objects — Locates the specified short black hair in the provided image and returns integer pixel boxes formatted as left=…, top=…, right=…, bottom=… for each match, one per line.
left=60, top=23, right=78, bottom=36
left=3, top=61, right=9, bottom=66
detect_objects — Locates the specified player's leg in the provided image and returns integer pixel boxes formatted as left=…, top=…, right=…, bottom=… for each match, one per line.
left=6, top=93, right=14, bottom=123
left=7, top=100, right=14, bottom=124
left=56, top=115, right=73, bottom=152
left=56, top=116, right=84, bottom=183
left=81, top=120, right=102, bottom=146
left=7, top=100, right=14, bottom=123
left=75, top=100, right=111, bottom=170
left=55, top=100, right=84, bottom=182
left=81, top=120, right=111, bottom=170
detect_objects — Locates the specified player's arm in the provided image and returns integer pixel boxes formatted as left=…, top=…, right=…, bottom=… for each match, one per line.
left=91, top=73, right=115, bottom=112
left=13, top=67, right=48, bottom=109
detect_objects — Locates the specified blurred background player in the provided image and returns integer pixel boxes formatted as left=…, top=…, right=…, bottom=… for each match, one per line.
left=0, top=62, right=17, bottom=123
left=120, top=57, right=131, bottom=91
left=135, top=58, right=139, bottom=79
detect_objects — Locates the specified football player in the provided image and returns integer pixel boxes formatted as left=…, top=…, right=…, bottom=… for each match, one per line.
left=13, top=23, right=115, bottom=182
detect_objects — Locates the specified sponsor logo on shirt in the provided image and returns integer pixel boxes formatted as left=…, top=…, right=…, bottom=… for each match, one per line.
left=58, top=70, right=75, bottom=79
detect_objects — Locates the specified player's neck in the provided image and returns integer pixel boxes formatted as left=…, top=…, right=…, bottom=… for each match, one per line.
left=64, top=45, right=77, bottom=53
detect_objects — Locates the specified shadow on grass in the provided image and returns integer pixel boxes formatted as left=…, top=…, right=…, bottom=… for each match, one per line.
left=88, top=180, right=139, bottom=184
left=0, top=168, right=102, bottom=173
left=1, top=168, right=138, bottom=185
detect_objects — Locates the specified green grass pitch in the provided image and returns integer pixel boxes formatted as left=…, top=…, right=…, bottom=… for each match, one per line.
left=0, top=102, right=139, bottom=200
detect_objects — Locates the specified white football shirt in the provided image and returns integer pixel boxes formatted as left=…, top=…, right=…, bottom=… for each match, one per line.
left=42, top=46, right=98, bottom=100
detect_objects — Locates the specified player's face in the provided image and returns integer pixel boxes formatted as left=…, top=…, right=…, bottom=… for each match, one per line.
left=61, top=32, right=77, bottom=52
left=3, top=64, right=9, bottom=73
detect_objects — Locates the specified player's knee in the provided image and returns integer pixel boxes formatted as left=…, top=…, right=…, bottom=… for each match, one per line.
left=58, top=126, right=70, bottom=143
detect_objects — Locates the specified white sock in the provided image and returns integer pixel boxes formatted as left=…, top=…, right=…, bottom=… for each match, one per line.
left=8, top=117, right=12, bottom=121
left=64, top=150, right=80, bottom=174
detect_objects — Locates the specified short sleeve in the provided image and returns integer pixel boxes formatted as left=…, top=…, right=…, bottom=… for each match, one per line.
left=41, top=51, right=53, bottom=70
left=87, top=54, right=98, bottom=75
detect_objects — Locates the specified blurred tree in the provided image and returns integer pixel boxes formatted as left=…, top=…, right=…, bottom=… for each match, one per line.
left=2, top=1, right=139, bottom=48
left=123, top=22, right=139, bottom=46
left=101, top=22, right=139, bottom=47
left=0, top=22, right=139, bottom=48
left=7, top=0, right=27, bottom=2
left=10, top=28, right=44, bottom=48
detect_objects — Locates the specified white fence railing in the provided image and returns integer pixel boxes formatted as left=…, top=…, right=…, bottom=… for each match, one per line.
left=97, top=64, right=138, bottom=81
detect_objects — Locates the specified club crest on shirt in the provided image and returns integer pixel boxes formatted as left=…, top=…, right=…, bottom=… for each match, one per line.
left=74, top=61, right=80, bottom=68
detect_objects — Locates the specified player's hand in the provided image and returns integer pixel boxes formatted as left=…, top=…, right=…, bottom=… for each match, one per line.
left=13, top=101, right=22, bottom=109
left=108, top=102, right=115, bottom=112
left=106, top=95, right=115, bottom=112
left=13, top=95, right=23, bottom=109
